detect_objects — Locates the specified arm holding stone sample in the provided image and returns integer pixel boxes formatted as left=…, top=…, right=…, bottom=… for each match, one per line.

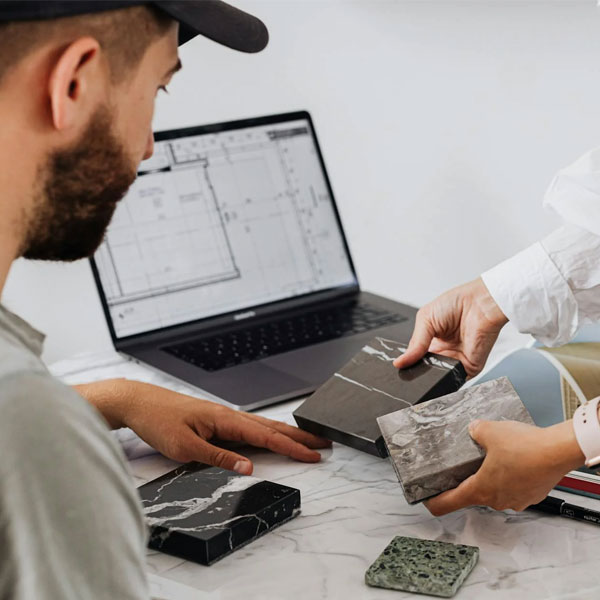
left=394, top=271, right=597, bottom=516
left=425, top=419, right=584, bottom=515
left=395, top=147, right=600, bottom=515
left=377, top=377, right=587, bottom=514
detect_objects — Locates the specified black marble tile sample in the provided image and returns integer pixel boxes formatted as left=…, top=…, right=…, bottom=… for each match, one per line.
left=365, top=536, right=479, bottom=597
left=137, top=463, right=300, bottom=565
left=377, top=376, right=534, bottom=504
left=293, top=337, right=466, bottom=457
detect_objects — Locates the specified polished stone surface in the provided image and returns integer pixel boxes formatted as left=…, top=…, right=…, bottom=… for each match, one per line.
left=365, top=536, right=479, bottom=597
left=49, top=331, right=600, bottom=600
left=138, top=463, right=300, bottom=565
left=378, top=377, right=534, bottom=504
left=294, top=336, right=466, bottom=457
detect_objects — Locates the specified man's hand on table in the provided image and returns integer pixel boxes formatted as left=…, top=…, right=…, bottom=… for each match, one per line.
left=393, top=277, right=508, bottom=378
left=74, top=379, right=331, bottom=475
left=425, top=419, right=585, bottom=515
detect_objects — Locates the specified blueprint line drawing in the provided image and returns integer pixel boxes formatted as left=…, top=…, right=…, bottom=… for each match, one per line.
left=99, top=145, right=241, bottom=306
left=93, top=120, right=356, bottom=337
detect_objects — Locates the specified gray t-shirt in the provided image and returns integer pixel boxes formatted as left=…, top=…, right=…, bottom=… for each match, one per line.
left=0, top=305, right=149, bottom=599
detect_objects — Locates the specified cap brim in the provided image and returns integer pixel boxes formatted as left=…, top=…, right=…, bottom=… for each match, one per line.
left=154, top=0, right=268, bottom=51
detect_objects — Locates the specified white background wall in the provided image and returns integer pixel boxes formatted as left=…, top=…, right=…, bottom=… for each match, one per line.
left=5, top=0, right=600, bottom=363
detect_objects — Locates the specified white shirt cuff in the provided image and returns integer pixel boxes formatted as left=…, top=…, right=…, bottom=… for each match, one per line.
left=481, top=241, right=579, bottom=347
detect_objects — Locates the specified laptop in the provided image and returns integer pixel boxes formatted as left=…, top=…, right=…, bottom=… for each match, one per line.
left=90, top=111, right=418, bottom=410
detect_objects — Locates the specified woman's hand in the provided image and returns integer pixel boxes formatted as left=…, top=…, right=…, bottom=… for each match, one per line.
left=394, top=278, right=508, bottom=377
left=425, top=419, right=585, bottom=515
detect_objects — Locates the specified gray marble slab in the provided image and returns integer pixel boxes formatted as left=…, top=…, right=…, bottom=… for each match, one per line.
left=377, top=377, right=534, bottom=504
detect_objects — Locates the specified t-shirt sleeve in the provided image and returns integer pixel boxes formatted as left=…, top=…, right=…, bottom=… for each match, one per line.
left=0, top=371, right=149, bottom=600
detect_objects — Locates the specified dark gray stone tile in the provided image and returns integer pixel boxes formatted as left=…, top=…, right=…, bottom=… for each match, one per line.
left=377, top=376, right=534, bottom=504
left=365, top=536, right=479, bottom=597
left=293, top=336, right=466, bottom=457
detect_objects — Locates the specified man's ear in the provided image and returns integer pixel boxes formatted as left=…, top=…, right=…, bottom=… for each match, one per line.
left=48, top=36, right=103, bottom=131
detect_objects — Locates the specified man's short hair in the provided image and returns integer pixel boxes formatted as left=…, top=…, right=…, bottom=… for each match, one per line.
left=0, top=5, right=172, bottom=85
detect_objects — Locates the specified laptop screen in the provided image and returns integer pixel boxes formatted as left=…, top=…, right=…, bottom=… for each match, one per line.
left=91, top=113, right=357, bottom=340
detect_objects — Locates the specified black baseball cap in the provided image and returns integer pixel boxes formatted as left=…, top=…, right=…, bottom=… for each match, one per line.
left=0, top=1, right=269, bottom=52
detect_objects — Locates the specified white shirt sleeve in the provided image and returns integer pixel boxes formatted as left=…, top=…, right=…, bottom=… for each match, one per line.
left=481, top=147, right=600, bottom=347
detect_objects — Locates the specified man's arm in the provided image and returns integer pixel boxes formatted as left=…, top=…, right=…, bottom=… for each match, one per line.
left=74, top=379, right=331, bottom=475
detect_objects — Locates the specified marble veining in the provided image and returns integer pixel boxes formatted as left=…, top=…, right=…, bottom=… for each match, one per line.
left=138, top=463, right=300, bottom=565
left=332, top=372, right=412, bottom=404
left=360, top=337, right=456, bottom=371
left=377, top=377, right=534, bottom=504
left=294, top=336, right=466, bottom=457
left=143, top=475, right=262, bottom=527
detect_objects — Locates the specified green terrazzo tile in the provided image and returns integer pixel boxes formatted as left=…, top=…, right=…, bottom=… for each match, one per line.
left=365, top=536, right=479, bottom=597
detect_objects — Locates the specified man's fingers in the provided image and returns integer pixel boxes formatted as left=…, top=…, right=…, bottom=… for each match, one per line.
left=242, top=413, right=331, bottom=449
left=222, top=415, right=322, bottom=463
left=178, top=432, right=254, bottom=475
left=424, top=475, right=479, bottom=516
left=393, top=310, right=435, bottom=369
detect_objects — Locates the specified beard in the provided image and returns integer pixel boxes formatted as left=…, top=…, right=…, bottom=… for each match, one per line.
left=22, top=106, right=137, bottom=261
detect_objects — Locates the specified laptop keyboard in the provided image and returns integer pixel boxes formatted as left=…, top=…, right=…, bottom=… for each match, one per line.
left=162, top=303, right=407, bottom=372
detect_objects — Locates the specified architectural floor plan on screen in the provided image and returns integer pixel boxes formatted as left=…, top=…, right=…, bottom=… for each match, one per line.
left=93, top=119, right=355, bottom=337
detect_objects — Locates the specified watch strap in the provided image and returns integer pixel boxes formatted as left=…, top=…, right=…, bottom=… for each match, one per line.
left=573, top=396, right=600, bottom=468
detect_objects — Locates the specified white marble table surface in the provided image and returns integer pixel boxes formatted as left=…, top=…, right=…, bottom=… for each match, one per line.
left=49, top=327, right=600, bottom=600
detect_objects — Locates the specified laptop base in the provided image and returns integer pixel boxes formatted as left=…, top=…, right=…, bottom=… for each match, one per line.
left=125, top=291, right=417, bottom=411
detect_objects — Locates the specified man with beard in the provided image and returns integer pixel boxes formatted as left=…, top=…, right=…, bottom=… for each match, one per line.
left=0, top=2, right=329, bottom=598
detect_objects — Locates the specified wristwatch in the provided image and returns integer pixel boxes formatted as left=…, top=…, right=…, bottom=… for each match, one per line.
left=573, top=396, right=600, bottom=467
